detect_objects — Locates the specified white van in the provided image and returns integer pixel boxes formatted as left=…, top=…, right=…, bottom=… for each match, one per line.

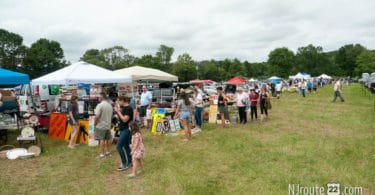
left=19, top=84, right=58, bottom=114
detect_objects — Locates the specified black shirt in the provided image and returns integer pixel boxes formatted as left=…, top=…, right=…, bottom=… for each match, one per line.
left=218, top=94, right=225, bottom=106
left=260, top=93, right=267, bottom=103
left=68, top=103, right=79, bottom=120
left=118, top=105, right=133, bottom=130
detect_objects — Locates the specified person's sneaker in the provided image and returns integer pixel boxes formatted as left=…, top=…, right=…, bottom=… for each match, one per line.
left=117, top=165, right=129, bottom=171
left=105, top=152, right=112, bottom=157
left=196, top=128, right=202, bottom=132
left=96, top=154, right=106, bottom=159
left=67, top=145, right=75, bottom=149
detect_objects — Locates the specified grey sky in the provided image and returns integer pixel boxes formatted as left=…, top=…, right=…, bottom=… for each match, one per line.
left=1, top=0, right=374, bottom=63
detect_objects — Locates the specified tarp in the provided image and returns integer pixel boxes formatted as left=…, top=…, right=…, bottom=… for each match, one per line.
left=318, top=74, right=332, bottom=79
left=226, top=76, right=246, bottom=85
left=114, top=66, right=178, bottom=82
left=32, top=61, right=131, bottom=85
left=289, top=72, right=311, bottom=79
left=0, top=68, right=30, bottom=85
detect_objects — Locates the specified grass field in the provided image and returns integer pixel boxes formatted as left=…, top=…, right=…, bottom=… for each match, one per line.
left=0, top=84, right=374, bottom=195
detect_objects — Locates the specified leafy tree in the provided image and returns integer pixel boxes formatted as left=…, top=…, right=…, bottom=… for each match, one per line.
left=335, top=44, right=366, bottom=77
left=156, top=45, right=174, bottom=72
left=172, top=53, right=196, bottom=82
left=0, top=29, right=26, bottom=71
left=101, top=46, right=135, bottom=70
left=267, top=47, right=295, bottom=78
left=80, top=49, right=106, bottom=67
left=80, top=46, right=136, bottom=70
left=355, top=50, right=375, bottom=75
left=22, top=38, right=67, bottom=79
left=135, top=54, right=161, bottom=69
left=244, top=61, right=269, bottom=78
left=197, top=60, right=226, bottom=82
left=295, top=44, right=332, bottom=76
left=228, top=58, right=246, bottom=78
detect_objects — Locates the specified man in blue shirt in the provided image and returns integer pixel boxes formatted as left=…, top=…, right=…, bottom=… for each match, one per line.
left=139, top=85, right=152, bottom=128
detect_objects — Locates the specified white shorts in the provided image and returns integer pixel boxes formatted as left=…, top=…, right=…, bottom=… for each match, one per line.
left=146, top=109, right=152, bottom=120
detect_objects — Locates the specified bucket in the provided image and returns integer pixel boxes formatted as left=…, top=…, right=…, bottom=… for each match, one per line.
left=231, top=115, right=238, bottom=124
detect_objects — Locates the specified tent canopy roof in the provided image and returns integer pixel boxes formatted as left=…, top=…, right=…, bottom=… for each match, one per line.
left=318, top=74, right=332, bottom=79
left=0, top=68, right=30, bottom=85
left=268, top=76, right=282, bottom=80
left=289, top=72, right=311, bottom=79
left=226, top=76, right=246, bottom=85
left=114, top=66, right=178, bottom=82
left=32, top=61, right=131, bottom=85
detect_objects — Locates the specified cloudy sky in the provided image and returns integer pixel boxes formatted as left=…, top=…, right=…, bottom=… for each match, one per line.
left=1, top=0, right=375, bottom=63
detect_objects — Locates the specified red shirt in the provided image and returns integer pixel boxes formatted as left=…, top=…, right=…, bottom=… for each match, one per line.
left=249, top=93, right=259, bottom=106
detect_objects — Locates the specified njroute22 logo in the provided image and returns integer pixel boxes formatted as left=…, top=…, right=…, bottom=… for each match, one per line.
left=288, top=182, right=363, bottom=195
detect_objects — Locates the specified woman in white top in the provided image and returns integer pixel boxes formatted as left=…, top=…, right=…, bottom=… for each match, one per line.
left=235, top=87, right=249, bottom=124
left=193, top=88, right=203, bottom=131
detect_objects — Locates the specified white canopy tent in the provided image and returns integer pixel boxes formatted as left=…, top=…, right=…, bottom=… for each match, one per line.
left=317, top=74, right=332, bottom=79
left=32, top=61, right=131, bottom=85
left=114, top=66, right=178, bottom=82
left=289, top=72, right=311, bottom=80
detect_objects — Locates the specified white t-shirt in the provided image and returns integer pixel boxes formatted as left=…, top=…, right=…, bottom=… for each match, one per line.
left=194, top=93, right=203, bottom=108
left=275, top=83, right=282, bottom=92
left=236, top=92, right=249, bottom=107
left=140, top=91, right=152, bottom=106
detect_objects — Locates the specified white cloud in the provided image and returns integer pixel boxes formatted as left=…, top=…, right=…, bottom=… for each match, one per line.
left=1, top=0, right=375, bottom=62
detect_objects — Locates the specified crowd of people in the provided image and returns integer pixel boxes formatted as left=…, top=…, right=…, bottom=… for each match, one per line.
left=64, top=79, right=346, bottom=179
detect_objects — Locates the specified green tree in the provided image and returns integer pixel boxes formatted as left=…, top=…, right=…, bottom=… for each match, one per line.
left=228, top=58, right=246, bottom=78
left=172, top=53, right=196, bottom=82
left=197, top=60, right=226, bottom=82
left=267, top=47, right=295, bottom=78
left=23, top=38, right=67, bottom=79
left=80, top=49, right=106, bottom=67
left=295, top=44, right=332, bottom=76
left=156, top=45, right=174, bottom=72
left=0, top=29, right=27, bottom=71
left=244, top=61, right=269, bottom=78
left=101, top=46, right=135, bottom=70
left=355, top=50, right=375, bottom=75
left=335, top=44, right=366, bottom=77
left=80, top=46, right=136, bottom=70
left=135, top=54, right=161, bottom=69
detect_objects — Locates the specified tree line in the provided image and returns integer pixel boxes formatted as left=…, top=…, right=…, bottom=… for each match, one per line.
left=1, top=28, right=374, bottom=81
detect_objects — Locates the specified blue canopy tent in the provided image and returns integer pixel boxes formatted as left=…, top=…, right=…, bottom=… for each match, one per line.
left=268, top=76, right=283, bottom=84
left=0, top=68, right=30, bottom=85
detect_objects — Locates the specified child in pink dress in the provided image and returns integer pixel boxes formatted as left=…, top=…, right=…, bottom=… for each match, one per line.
left=128, top=122, right=145, bottom=179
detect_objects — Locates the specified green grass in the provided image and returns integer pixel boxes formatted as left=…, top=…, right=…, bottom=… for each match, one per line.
left=0, top=84, right=374, bottom=194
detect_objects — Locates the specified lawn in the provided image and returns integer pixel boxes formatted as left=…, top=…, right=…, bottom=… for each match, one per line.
left=0, top=84, right=374, bottom=195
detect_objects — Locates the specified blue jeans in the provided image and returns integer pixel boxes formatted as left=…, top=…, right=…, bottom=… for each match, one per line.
left=116, top=128, right=132, bottom=166
left=195, top=107, right=203, bottom=128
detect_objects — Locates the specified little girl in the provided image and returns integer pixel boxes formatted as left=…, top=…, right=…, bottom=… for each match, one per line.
left=128, top=122, right=145, bottom=179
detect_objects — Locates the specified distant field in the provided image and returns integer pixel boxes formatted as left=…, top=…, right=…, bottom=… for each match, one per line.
left=0, top=84, right=374, bottom=194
